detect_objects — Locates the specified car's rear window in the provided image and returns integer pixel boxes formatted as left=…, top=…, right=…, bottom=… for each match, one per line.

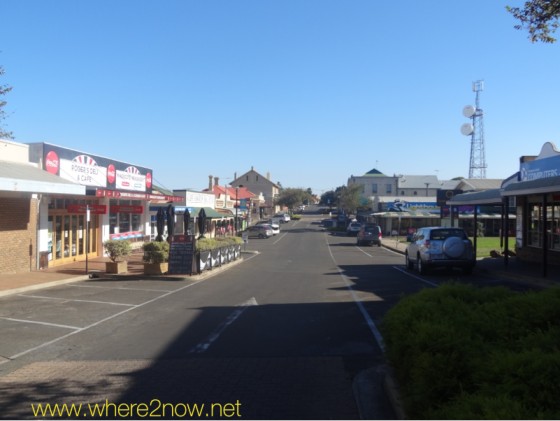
left=364, top=224, right=379, bottom=230
left=430, top=229, right=466, bottom=240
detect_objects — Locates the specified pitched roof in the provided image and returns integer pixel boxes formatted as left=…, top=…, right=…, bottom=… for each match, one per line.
left=397, top=175, right=440, bottom=189
left=363, top=168, right=386, bottom=177
left=458, top=179, right=503, bottom=191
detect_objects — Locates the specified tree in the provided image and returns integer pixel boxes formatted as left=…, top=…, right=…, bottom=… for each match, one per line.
left=337, top=184, right=362, bottom=215
left=0, top=65, right=13, bottom=139
left=507, top=0, right=560, bottom=43
left=275, top=188, right=313, bottom=211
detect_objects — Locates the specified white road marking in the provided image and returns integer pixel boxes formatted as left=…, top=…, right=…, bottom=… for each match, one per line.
left=190, top=297, right=258, bottom=354
left=326, top=235, right=386, bottom=353
left=0, top=317, right=81, bottom=330
left=392, top=266, right=439, bottom=287
left=17, top=294, right=136, bottom=307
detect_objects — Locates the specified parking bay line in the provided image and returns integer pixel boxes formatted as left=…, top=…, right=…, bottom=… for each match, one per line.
left=6, top=278, right=207, bottom=361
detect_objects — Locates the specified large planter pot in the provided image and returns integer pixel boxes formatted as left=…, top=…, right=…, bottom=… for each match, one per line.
left=144, top=262, right=168, bottom=275
left=220, top=247, right=229, bottom=265
left=105, top=261, right=128, bottom=274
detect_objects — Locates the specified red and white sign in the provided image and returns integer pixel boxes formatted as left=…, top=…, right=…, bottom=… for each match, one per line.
left=67, top=204, right=107, bottom=214
left=45, top=151, right=60, bottom=175
left=110, top=205, right=144, bottom=214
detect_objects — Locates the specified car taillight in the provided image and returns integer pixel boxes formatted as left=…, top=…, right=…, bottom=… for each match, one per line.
left=378, top=232, right=382, bottom=239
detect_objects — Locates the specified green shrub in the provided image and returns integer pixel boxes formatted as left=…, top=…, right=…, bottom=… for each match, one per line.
left=103, top=239, right=132, bottom=262
left=196, top=236, right=242, bottom=252
left=382, top=284, right=560, bottom=419
left=142, top=241, right=170, bottom=263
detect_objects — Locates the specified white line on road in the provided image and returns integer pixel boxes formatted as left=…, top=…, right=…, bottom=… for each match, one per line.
left=326, top=235, right=386, bottom=353
left=18, top=294, right=136, bottom=307
left=190, top=297, right=258, bottom=354
left=392, top=266, right=439, bottom=287
left=0, top=317, right=81, bottom=330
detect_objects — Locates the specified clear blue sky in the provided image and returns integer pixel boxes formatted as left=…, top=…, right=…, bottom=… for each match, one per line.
left=2, top=0, right=559, bottom=195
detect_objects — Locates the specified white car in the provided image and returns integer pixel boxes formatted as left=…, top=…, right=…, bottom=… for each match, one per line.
left=274, top=213, right=291, bottom=223
left=257, top=219, right=280, bottom=235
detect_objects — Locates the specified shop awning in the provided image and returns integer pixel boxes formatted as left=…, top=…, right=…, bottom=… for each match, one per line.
left=447, top=189, right=503, bottom=205
left=182, top=207, right=231, bottom=219
left=0, top=160, right=85, bottom=195
left=502, top=176, right=560, bottom=196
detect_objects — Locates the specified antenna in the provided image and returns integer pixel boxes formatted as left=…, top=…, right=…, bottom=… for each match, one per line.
left=460, top=80, right=487, bottom=178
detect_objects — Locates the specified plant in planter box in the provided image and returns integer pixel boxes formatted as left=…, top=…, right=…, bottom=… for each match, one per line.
left=142, top=241, right=170, bottom=275
left=103, top=239, right=132, bottom=274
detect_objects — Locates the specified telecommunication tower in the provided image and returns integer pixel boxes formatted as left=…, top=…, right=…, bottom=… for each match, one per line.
left=460, top=80, right=487, bottom=178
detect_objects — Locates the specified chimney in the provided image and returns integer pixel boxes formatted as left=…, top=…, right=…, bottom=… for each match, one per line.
left=214, top=176, right=220, bottom=188
left=208, top=175, right=213, bottom=191
left=266, top=172, right=270, bottom=180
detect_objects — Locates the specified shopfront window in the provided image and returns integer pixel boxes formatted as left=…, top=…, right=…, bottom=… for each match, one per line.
left=108, top=199, right=144, bottom=240
left=527, top=196, right=560, bottom=250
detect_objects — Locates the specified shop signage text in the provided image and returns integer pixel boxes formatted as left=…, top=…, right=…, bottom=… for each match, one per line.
left=67, top=204, right=107, bottom=214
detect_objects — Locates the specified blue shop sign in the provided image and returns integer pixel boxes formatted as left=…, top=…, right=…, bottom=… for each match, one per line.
left=520, top=155, right=560, bottom=181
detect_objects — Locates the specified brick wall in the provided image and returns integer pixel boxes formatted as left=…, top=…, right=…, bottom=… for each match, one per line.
left=0, top=197, right=37, bottom=273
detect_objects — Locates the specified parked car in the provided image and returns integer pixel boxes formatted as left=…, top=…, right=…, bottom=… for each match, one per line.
left=246, top=225, right=273, bottom=239
left=405, top=227, right=475, bottom=275
left=346, top=221, right=362, bottom=236
left=356, top=223, right=382, bottom=246
left=321, top=219, right=336, bottom=228
left=275, top=213, right=291, bottom=223
left=256, top=219, right=280, bottom=235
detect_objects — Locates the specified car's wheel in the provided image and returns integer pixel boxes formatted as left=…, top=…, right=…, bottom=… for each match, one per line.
left=417, top=255, right=427, bottom=274
left=405, top=253, right=414, bottom=270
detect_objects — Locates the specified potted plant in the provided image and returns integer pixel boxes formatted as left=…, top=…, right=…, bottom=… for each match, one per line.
left=103, top=239, right=132, bottom=274
left=142, top=241, right=170, bottom=275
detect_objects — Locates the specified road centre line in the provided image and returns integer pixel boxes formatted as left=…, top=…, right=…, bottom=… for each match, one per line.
left=190, top=297, right=258, bottom=354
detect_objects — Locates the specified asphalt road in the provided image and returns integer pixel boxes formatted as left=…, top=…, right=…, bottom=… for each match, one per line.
left=0, top=211, right=490, bottom=419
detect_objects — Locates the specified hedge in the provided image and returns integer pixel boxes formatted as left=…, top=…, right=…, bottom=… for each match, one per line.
left=381, top=283, right=560, bottom=419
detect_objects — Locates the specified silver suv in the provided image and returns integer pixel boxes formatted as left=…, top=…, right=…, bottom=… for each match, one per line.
left=405, top=227, right=475, bottom=275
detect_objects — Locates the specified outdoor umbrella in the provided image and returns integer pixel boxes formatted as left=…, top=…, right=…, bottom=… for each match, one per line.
left=166, top=204, right=175, bottom=241
left=183, top=209, right=191, bottom=235
left=198, top=207, right=207, bottom=238
left=155, top=207, right=165, bottom=242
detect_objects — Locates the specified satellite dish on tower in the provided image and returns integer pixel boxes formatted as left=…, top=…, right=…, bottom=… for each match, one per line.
left=461, top=123, right=474, bottom=136
left=462, top=105, right=476, bottom=118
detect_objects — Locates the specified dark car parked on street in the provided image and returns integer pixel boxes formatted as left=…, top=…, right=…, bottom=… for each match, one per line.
left=356, top=223, right=383, bottom=246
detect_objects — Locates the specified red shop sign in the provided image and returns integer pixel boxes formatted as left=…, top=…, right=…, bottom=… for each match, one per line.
left=110, top=205, right=144, bottom=214
left=67, top=204, right=107, bottom=214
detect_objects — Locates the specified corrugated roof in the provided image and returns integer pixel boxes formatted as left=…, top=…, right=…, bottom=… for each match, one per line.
left=0, top=160, right=85, bottom=195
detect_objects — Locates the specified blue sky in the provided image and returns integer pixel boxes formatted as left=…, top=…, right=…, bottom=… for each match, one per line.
left=2, top=0, right=560, bottom=195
